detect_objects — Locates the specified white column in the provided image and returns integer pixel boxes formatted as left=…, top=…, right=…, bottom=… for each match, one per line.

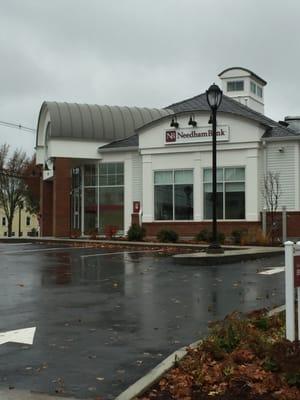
left=193, top=156, right=202, bottom=221
left=142, top=155, right=153, bottom=222
left=295, top=143, right=300, bottom=210
left=246, top=151, right=259, bottom=220
left=124, top=158, right=133, bottom=234
left=285, top=241, right=295, bottom=341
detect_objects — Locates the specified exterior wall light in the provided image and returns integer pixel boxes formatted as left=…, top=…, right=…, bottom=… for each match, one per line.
left=188, top=115, right=197, bottom=127
left=206, top=83, right=223, bottom=254
left=170, top=117, right=179, bottom=128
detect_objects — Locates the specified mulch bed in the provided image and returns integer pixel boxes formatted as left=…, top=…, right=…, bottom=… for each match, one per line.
left=138, top=310, right=300, bottom=400
left=41, top=240, right=202, bottom=255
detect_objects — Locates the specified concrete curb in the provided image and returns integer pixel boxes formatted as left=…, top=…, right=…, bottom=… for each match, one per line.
left=114, top=339, right=202, bottom=400
left=115, top=305, right=286, bottom=400
left=173, top=247, right=284, bottom=265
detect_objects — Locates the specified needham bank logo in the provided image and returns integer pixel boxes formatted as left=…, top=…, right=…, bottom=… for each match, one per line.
left=165, top=126, right=230, bottom=145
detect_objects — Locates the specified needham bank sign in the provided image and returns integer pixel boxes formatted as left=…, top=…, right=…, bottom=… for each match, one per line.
left=165, top=125, right=230, bottom=145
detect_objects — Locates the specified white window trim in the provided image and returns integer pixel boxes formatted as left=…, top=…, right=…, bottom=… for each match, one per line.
left=153, top=169, right=194, bottom=221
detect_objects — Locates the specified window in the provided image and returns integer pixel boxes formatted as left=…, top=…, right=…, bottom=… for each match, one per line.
left=2, top=217, right=6, bottom=226
left=83, top=163, right=124, bottom=234
left=257, top=86, right=263, bottom=98
left=154, top=170, right=193, bottom=220
left=227, top=81, right=244, bottom=91
left=99, top=163, right=124, bottom=186
left=204, top=167, right=245, bottom=220
left=250, top=81, right=256, bottom=94
left=26, top=216, right=31, bottom=226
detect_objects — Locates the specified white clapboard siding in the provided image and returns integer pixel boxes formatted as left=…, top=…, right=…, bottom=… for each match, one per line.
left=132, top=154, right=142, bottom=203
left=266, top=142, right=296, bottom=209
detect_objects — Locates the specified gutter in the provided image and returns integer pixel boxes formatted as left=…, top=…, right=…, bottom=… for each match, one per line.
left=98, top=146, right=139, bottom=153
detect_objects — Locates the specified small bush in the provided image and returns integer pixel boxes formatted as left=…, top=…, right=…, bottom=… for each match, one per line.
left=157, top=229, right=178, bottom=243
left=231, top=229, right=247, bottom=244
left=196, top=230, right=225, bottom=244
left=70, top=229, right=81, bottom=238
left=104, top=225, right=118, bottom=239
left=88, top=228, right=98, bottom=240
left=127, top=224, right=146, bottom=241
left=195, top=229, right=210, bottom=242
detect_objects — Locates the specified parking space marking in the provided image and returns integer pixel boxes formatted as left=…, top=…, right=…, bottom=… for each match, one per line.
left=0, top=243, right=33, bottom=246
left=0, top=327, right=36, bottom=345
left=81, top=250, right=158, bottom=259
left=259, top=266, right=285, bottom=275
left=3, top=247, right=90, bottom=255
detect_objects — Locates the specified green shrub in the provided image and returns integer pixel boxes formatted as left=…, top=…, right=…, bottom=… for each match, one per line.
left=127, top=224, right=146, bottom=241
left=195, top=229, right=210, bottom=242
left=157, top=229, right=178, bottom=243
left=196, top=229, right=225, bottom=244
left=231, top=229, right=247, bottom=244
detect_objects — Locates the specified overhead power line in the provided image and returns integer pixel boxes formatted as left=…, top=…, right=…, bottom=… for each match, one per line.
left=0, top=120, right=36, bottom=133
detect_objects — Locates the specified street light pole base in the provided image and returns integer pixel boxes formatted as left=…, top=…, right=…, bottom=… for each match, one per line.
left=206, top=243, right=224, bottom=254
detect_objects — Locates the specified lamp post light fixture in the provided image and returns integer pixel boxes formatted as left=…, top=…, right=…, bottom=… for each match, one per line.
left=206, top=83, right=224, bottom=254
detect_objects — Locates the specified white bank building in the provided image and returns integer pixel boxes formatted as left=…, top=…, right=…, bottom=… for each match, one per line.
left=36, top=67, right=300, bottom=239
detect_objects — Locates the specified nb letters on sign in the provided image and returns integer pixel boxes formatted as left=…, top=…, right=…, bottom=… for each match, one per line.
left=165, top=126, right=230, bottom=145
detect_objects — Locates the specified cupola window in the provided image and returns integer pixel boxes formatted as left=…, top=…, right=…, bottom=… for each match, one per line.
left=227, top=80, right=244, bottom=91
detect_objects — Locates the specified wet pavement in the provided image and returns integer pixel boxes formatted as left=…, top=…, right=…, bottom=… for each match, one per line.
left=0, top=242, right=285, bottom=399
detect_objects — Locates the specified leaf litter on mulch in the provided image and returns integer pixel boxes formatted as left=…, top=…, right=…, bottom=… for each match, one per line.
left=138, top=309, right=300, bottom=400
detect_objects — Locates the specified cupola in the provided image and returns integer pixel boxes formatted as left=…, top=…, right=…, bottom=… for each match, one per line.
left=218, top=67, right=267, bottom=114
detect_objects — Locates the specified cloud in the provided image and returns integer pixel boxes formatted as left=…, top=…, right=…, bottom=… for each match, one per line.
left=1, top=0, right=300, bottom=154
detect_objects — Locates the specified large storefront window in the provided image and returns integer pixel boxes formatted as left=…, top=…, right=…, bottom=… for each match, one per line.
left=83, top=163, right=124, bottom=234
left=99, top=163, right=124, bottom=234
left=154, top=170, right=193, bottom=220
left=204, top=167, right=245, bottom=220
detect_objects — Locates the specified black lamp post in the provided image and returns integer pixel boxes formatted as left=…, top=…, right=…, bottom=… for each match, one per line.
left=18, top=201, right=24, bottom=238
left=206, top=83, right=224, bottom=253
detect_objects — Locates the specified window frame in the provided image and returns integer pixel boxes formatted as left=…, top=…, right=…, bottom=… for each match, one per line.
left=82, top=162, right=125, bottom=234
left=153, top=169, right=194, bottom=221
left=250, top=81, right=257, bottom=95
left=203, top=166, right=246, bottom=220
left=227, top=80, right=244, bottom=92
left=257, top=86, right=263, bottom=98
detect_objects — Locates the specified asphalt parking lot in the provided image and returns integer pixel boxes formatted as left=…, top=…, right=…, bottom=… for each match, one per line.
left=0, top=242, right=285, bottom=399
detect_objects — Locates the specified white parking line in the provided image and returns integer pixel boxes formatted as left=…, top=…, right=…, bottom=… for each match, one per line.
left=3, top=247, right=89, bottom=255
left=259, top=266, right=285, bottom=275
left=81, top=250, right=158, bottom=259
left=0, top=243, right=33, bottom=246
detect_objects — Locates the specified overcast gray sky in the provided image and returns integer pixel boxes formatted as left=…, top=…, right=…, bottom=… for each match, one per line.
left=1, top=0, right=300, bottom=155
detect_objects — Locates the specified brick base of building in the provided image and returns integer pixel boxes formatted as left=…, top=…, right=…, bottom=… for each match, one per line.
left=142, top=221, right=261, bottom=239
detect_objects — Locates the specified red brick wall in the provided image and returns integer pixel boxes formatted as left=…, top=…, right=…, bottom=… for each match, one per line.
left=40, top=179, right=53, bottom=236
left=143, top=221, right=261, bottom=238
left=52, top=158, right=71, bottom=237
left=287, top=212, right=300, bottom=238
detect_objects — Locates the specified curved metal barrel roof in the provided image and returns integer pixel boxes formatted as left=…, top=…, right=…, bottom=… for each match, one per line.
left=41, top=101, right=173, bottom=141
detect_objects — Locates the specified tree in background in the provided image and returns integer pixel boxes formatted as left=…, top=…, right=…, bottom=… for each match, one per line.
left=262, top=171, right=281, bottom=243
left=0, top=144, right=38, bottom=237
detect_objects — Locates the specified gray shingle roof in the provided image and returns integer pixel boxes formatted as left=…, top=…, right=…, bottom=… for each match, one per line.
left=166, top=93, right=298, bottom=139
left=99, top=134, right=138, bottom=150
left=99, top=92, right=300, bottom=151
left=39, top=101, right=173, bottom=142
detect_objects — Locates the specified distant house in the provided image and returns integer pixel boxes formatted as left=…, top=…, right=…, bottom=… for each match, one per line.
left=0, top=206, right=39, bottom=237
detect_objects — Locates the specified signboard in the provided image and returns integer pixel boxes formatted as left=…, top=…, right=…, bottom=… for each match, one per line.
left=165, top=125, right=230, bottom=145
left=294, top=255, right=300, bottom=288
left=133, top=201, right=140, bottom=213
